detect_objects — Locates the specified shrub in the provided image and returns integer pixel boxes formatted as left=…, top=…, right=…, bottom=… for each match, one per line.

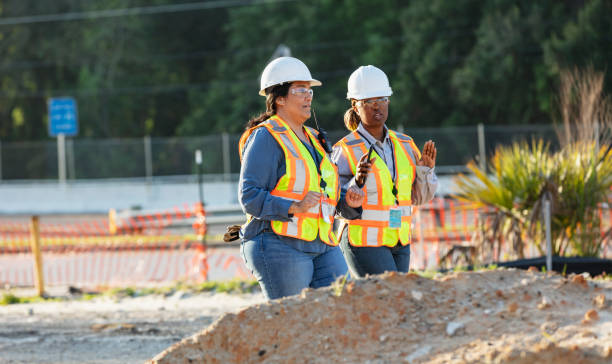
left=454, top=68, right=612, bottom=260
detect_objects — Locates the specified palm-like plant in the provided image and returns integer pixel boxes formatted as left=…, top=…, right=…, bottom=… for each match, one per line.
left=552, top=143, right=612, bottom=256
left=454, top=68, right=612, bottom=261
left=454, top=140, right=555, bottom=261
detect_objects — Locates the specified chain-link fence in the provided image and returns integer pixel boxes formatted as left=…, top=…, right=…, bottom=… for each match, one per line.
left=0, top=124, right=558, bottom=181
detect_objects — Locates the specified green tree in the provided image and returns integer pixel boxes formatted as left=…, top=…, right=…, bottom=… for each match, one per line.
left=451, top=0, right=571, bottom=126
left=0, top=0, right=229, bottom=140
left=177, top=0, right=404, bottom=136
left=395, top=0, right=482, bottom=127
left=0, top=0, right=611, bottom=142
left=543, top=0, right=612, bottom=113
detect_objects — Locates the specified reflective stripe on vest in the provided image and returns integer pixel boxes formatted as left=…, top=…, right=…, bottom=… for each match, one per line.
left=336, top=130, right=418, bottom=247
left=239, top=115, right=340, bottom=245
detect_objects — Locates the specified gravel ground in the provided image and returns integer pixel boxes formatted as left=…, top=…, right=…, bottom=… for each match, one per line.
left=0, top=287, right=265, bottom=364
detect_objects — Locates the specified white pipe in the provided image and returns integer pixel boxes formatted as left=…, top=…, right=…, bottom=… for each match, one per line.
left=222, top=132, right=231, bottom=181
left=144, top=135, right=153, bottom=183
left=57, top=133, right=66, bottom=185
left=477, top=123, right=486, bottom=171
left=543, top=198, right=552, bottom=272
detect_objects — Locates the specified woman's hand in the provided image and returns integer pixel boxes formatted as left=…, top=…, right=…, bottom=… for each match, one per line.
left=355, top=153, right=375, bottom=187
left=417, top=140, right=437, bottom=168
left=288, top=191, right=322, bottom=214
left=345, top=185, right=364, bottom=208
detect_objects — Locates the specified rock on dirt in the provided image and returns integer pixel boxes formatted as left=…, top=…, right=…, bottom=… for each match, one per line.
left=148, top=269, right=612, bottom=364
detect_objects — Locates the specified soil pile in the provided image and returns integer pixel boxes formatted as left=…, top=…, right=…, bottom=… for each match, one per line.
left=149, top=269, right=611, bottom=364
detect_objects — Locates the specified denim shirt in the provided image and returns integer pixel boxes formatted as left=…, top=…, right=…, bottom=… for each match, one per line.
left=238, top=126, right=341, bottom=254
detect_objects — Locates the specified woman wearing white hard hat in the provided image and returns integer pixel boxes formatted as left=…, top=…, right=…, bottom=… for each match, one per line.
left=235, top=57, right=363, bottom=300
left=332, top=65, right=438, bottom=277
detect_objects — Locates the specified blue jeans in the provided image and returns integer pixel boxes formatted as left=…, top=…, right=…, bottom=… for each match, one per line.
left=241, top=231, right=348, bottom=300
left=339, top=230, right=410, bottom=278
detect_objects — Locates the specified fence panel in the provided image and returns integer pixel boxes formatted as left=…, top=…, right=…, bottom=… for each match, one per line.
left=485, top=124, right=559, bottom=156
left=72, top=138, right=146, bottom=179
left=3, top=140, right=58, bottom=180
left=0, top=124, right=558, bottom=180
left=152, top=135, right=226, bottom=176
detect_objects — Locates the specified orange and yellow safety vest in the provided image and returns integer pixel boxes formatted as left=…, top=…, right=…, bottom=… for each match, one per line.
left=239, top=115, right=340, bottom=246
left=335, top=130, right=420, bottom=247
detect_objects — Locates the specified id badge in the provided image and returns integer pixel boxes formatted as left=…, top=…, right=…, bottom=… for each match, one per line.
left=402, top=206, right=412, bottom=217
left=389, top=207, right=402, bottom=228
left=321, top=202, right=334, bottom=224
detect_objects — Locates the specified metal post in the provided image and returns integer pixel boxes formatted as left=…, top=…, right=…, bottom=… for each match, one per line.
left=222, top=132, right=231, bottom=181
left=543, top=197, right=552, bottom=272
left=477, top=123, right=486, bottom=171
left=594, top=120, right=600, bottom=154
left=144, top=135, right=153, bottom=183
left=57, top=133, right=66, bottom=185
left=195, top=149, right=203, bottom=205
left=29, top=216, right=45, bottom=297
left=416, top=209, right=426, bottom=269
left=194, top=149, right=207, bottom=254
left=67, top=138, right=75, bottom=180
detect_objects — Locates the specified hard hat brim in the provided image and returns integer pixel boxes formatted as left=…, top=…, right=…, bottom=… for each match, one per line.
left=259, top=79, right=322, bottom=96
left=347, top=88, right=393, bottom=100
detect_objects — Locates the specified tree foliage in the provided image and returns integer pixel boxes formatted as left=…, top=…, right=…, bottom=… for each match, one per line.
left=0, top=0, right=610, bottom=141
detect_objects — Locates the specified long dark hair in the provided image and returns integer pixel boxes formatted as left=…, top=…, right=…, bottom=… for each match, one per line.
left=245, top=83, right=291, bottom=130
left=343, top=100, right=361, bottom=131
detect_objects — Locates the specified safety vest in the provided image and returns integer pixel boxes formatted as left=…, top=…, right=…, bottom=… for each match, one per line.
left=335, top=130, right=420, bottom=247
left=239, top=115, right=340, bottom=246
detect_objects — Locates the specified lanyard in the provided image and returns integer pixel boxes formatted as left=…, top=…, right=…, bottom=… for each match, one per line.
left=356, top=130, right=399, bottom=205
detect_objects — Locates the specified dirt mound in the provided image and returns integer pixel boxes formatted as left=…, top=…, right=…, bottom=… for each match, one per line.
left=148, top=269, right=611, bottom=363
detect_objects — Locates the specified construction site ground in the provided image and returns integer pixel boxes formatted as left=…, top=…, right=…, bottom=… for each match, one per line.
left=1, top=269, right=611, bottom=364
left=0, top=287, right=264, bottom=364
left=150, top=269, right=611, bottom=364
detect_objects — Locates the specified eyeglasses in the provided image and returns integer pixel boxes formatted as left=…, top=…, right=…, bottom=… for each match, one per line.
left=290, top=87, right=314, bottom=98
left=358, top=97, right=390, bottom=106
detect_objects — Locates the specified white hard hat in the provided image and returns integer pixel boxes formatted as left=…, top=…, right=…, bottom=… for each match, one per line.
left=259, top=57, right=322, bottom=96
left=346, top=65, right=393, bottom=100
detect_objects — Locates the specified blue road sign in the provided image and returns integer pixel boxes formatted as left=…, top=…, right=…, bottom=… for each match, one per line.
left=48, top=97, right=78, bottom=137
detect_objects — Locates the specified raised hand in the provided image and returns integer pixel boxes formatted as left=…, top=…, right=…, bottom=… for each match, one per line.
left=355, top=153, right=376, bottom=187
left=345, top=185, right=364, bottom=208
left=289, top=191, right=322, bottom=214
left=417, top=140, right=437, bottom=168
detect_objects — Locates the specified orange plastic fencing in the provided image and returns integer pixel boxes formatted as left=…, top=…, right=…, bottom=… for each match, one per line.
left=108, top=202, right=206, bottom=235
left=0, top=201, right=250, bottom=287
left=0, top=198, right=610, bottom=286
left=408, top=198, right=611, bottom=270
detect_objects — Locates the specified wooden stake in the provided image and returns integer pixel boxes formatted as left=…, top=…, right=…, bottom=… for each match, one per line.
left=29, top=216, right=45, bottom=297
